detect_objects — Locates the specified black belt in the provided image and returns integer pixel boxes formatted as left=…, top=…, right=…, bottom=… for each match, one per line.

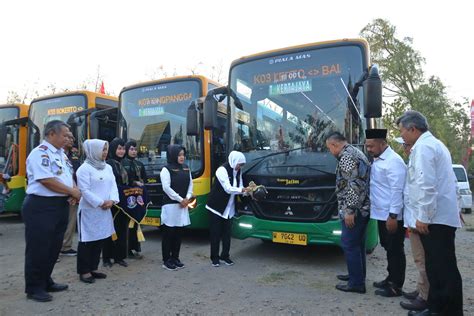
left=27, top=194, right=69, bottom=201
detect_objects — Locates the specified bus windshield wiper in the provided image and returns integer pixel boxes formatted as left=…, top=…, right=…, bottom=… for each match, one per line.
left=265, top=164, right=335, bottom=175
left=243, top=146, right=308, bottom=175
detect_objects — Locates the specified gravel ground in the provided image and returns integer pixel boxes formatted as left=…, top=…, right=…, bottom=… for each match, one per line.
left=0, top=213, right=472, bottom=316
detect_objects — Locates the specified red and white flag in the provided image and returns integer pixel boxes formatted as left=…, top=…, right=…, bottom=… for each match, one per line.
left=99, top=81, right=105, bottom=94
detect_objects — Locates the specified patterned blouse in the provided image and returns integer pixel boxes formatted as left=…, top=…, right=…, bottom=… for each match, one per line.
left=335, top=144, right=371, bottom=218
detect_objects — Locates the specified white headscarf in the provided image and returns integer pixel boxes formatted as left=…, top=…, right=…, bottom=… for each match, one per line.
left=228, top=151, right=246, bottom=170
left=83, top=139, right=108, bottom=170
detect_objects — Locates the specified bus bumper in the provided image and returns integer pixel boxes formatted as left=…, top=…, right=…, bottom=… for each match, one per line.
left=232, top=215, right=378, bottom=250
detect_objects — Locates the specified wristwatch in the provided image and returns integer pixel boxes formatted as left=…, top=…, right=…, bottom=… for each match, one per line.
left=388, top=213, right=398, bottom=220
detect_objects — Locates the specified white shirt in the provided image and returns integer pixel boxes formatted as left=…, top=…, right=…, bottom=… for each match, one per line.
left=26, top=140, right=74, bottom=196
left=369, top=146, right=406, bottom=221
left=206, top=166, right=244, bottom=219
left=160, top=167, right=193, bottom=227
left=76, top=163, right=119, bottom=242
left=406, top=131, right=461, bottom=228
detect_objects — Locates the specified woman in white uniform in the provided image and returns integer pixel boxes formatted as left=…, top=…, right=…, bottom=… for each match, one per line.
left=159, top=144, right=193, bottom=271
left=76, top=139, right=119, bottom=283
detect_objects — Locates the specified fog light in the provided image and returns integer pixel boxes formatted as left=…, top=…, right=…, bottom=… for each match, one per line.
left=239, top=223, right=252, bottom=229
left=332, top=230, right=342, bottom=235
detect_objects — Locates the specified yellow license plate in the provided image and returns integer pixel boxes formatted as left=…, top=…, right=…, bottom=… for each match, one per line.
left=272, top=231, right=307, bottom=245
left=140, top=216, right=161, bottom=227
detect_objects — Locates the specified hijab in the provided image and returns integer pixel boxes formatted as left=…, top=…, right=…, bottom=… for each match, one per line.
left=108, top=137, right=126, bottom=161
left=84, top=139, right=108, bottom=170
left=228, top=151, right=246, bottom=170
left=125, top=140, right=138, bottom=160
left=166, top=144, right=186, bottom=170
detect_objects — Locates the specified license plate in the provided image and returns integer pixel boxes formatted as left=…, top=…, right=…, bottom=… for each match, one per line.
left=272, top=231, right=307, bottom=245
left=140, top=216, right=160, bottom=227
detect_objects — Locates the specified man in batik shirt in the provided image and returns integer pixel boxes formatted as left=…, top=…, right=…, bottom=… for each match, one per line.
left=326, top=131, right=370, bottom=294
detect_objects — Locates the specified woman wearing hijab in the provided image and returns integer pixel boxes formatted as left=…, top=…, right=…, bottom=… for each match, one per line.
left=102, top=138, right=129, bottom=268
left=122, top=139, right=148, bottom=259
left=206, top=151, right=247, bottom=267
left=159, top=144, right=193, bottom=271
left=76, top=139, right=119, bottom=283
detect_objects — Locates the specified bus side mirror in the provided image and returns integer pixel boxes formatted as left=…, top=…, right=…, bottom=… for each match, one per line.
left=89, top=112, right=100, bottom=139
left=204, top=87, right=228, bottom=130
left=187, top=101, right=199, bottom=136
left=363, top=64, right=382, bottom=118
left=0, top=124, right=7, bottom=148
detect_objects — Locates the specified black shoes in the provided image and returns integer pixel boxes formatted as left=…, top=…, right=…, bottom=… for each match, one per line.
left=375, top=286, right=403, bottom=297
left=219, top=257, right=234, bottom=266
left=407, top=309, right=439, bottom=316
left=115, top=260, right=128, bottom=267
left=373, top=279, right=389, bottom=289
left=403, top=290, right=420, bottom=300
left=337, top=274, right=350, bottom=281
left=162, top=260, right=177, bottom=271
left=401, top=297, right=428, bottom=311
left=173, top=259, right=185, bottom=269
left=335, top=283, right=366, bottom=294
left=211, top=260, right=220, bottom=267
left=128, top=251, right=143, bottom=259
left=91, top=271, right=107, bottom=279
left=46, top=283, right=68, bottom=292
left=79, top=275, right=95, bottom=284
left=27, top=291, right=53, bottom=302
left=60, top=249, right=77, bottom=256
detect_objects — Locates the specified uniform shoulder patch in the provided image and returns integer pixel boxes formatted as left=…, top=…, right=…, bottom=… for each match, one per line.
left=39, top=145, right=48, bottom=151
left=41, top=158, right=50, bottom=167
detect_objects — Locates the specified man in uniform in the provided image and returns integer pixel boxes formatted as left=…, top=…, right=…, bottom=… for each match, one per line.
left=365, top=129, right=407, bottom=297
left=22, top=120, right=81, bottom=302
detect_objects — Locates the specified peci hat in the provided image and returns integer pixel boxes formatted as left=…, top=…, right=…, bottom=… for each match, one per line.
left=365, top=129, right=387, bottom=140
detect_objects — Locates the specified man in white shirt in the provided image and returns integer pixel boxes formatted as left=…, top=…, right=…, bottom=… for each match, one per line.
left=365, top=129, right=407, bottom=297
left=397, top=111, right=463, bottom=316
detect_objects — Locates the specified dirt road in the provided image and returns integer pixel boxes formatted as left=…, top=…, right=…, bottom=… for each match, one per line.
left=1, top=214, right=472, bottom=315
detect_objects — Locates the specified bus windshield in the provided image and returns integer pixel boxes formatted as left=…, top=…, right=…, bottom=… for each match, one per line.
left=229, top=45, right=366, bottom=163
left=120, top=80, right=202, bottom=180
left=29, top=95, right=87, bottom=150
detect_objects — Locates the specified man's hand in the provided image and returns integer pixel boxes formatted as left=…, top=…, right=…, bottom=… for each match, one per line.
left=70, top=187, right=82, bottom=200
left=101, top=200, right=114, bottom=210
left=180, top=198, right=189, bottom=208
left=344, top=213, right=355, bottom=228
left=415, top=220, right=429, bottom=235
left=386, top=217, right=398, bottom=234
left=67, top=197, right=78, bottom=206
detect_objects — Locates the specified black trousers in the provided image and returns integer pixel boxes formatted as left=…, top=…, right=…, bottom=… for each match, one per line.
left=22, top=195, right=69, bottom=294
left=420, top=224, right=463, bottom=315
left=102, top=207, right=128, bottom=262
left=377, top=219, right=406, bottom=288
left=161, top=225, right=183, bottom=262
left=209, top=212, right=232, bottom=262
left=77, top=239, right=104, bottom=274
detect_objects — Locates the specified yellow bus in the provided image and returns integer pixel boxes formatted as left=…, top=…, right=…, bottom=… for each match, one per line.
left=118, top=75, right=224, bottom=228
left=28, top=90, right=118, bottom=154
left=203, top=39, right=382, bottom=250
left=0, top=103, right=29, bottom=214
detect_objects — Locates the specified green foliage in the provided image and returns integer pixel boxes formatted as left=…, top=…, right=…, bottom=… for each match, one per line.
left=360, top=19, right=471, bottom=166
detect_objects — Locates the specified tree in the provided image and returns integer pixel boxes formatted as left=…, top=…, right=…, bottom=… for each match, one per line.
left=360, top=19, right=471, bottom=165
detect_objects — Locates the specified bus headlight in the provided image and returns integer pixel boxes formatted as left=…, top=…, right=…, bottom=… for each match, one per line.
left=239, top=223, right=253, bottom=229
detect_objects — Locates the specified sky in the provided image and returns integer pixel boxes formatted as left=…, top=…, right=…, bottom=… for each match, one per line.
left=1, top=0, right=472, bottom=105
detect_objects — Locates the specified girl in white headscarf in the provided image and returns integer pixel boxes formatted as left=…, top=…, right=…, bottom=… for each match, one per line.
left=205, top=151, right=247, bottom=267
left=76, top=139, right=119, bottom=284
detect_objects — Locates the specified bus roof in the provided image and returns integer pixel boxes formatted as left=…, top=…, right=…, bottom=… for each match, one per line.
left=30, top=90, right=117, bottom=104
left=119, top=75, right=221, bottom=94
left=230, top=38, right=370, bottom=68
left=0, top=103, right=29, bottom=117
